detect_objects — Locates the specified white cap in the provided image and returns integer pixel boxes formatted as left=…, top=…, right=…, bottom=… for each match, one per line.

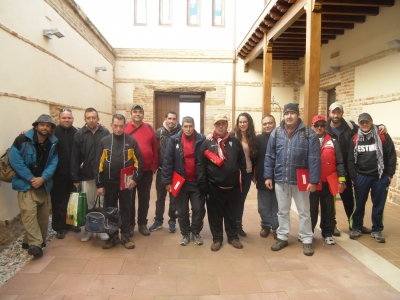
left=329, top=102, right=343, bottom=112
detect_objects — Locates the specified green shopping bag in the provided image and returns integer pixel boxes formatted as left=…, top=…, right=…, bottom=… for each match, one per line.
left=66, top=188, right=88, bottom=227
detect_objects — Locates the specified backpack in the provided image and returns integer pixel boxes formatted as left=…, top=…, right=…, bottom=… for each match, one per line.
left=0, top=142, right=30, bottom=183
left=353, top=132, right=386, bottom=146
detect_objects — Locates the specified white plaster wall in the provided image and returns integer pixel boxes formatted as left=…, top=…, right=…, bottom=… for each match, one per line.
left=362, top=101, right=400, bottom=137
left=116, top=83, right=134, bottom=106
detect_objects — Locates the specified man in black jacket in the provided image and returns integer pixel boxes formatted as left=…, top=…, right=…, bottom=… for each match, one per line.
left=161, top=116, right=205, bottom=246
left=255, top=114, right=278, bottom=239
left=149, top=110, right=181, bottom=233
left=50, top=108, right=79, bottom=239
left=71, top=107, right=110, bottom=242
left=348, top=113, right=396, bottom=243
left=197, top=114, right=247, bottom=251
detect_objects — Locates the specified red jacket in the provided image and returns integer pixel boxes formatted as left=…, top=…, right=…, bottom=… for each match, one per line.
left=125, top=122, right=158, bottom=172
left=320, top=133, right=346, bottom=182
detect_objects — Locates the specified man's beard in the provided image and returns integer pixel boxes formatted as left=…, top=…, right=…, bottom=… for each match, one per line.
left=331, top=117, right=342, bottom=124
left=37, top=130, right=50, bottom=137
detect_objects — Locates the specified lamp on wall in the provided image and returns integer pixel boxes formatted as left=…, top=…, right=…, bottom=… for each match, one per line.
left=271, top=96, right=282, bottom=121
left=95, top=67, right=107, bottom=72
left=294, top=79, right=305, bottom=85
left=327, top=66, right=341, bottom=72
left=387, top=39, right=400, bottom=48
left=43, top=28, right=65, bottom=39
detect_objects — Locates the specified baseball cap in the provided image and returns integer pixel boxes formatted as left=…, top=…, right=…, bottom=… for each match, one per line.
left=213, top=114, right=228, bottom=125
left=329, top=102, right=343, bottom=112
left=358, top=113, right=372, bottom=122
left=312, top=114, right=326, bottom=124
left=131, top=104, right=144, bottom=112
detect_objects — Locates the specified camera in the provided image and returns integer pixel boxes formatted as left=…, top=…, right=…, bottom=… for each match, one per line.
left=29, top=162, right=41, bottom=177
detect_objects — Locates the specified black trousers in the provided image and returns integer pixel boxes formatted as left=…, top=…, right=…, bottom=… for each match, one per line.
left=339, top=174, right=354, bottom=221
left=175, top=181, right=206, bottom=235
left=104, top=181, right=133, bottom=234
left=155, top=169, right=176, bottom=224
left=206, top=183, right=239, bottom=243
left=309, top=182, right=335, bottom=237
left=131, top=170, right=153, bottom=226
left=50, top=178, right=74, bottom=232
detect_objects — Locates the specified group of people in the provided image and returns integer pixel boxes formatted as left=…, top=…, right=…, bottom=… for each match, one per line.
left=7, top=101, right=395, bottom=258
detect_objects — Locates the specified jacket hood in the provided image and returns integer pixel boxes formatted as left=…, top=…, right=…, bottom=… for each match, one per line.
left=25, top=128, right=58, bottom=144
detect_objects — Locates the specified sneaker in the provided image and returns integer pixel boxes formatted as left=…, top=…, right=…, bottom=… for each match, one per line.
left=228, top=239, right=243, bottom=249
left=192, top=233, right=203, bottom=245
left=260, top=226, right=270, bottom=238
left=56, top=230, right=65, bottom=239
left=138, top=225, right=150, bottom=236
left=323, top=236, right=336, bottom=245
left=81, top=231, right=92, bottom=242
left=350, top=229, right=362, bottom=240
left=179, top=234, right=191, bottom=246
left=236, top=221, right=247, bottom=237
left=28, top=245, right=43, bottom=257
left=120, top=233, right=135, bottom=249
left=211, top=241, right=222, bottom=251
left=271, top=239, right=288, bottom=251
left=371, top=231, right=386, bottom=243
left=149, top=221, right=162, bottom=232
left=303, top=243, right=314, bottom=256
left=169, top=223, right=176, bottom=233
left=333, top=227, right=341, bottom=237
left=102, top=235, right=120, bottom=249
left=98, top=233, right=109, bottom=241
left=361, top=226, right=372, bottom=234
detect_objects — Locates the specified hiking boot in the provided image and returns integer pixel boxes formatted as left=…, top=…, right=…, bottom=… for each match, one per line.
left=371, top=231, right=386, bottom=243
left=129, top=225, right=135, bottom=237
left=236, top=221, right=247, bottom=237
left=192, top=233, right=203, bottom=245
left=323, top=236, right=335, bottom=245
left=361, top=226, right=372, bottom=234
left=149, top=221, right=162, bottom=232
left=179, top=234, right=191, bottom=246
left=28, top=245, right=43, bottom=257
left=102, top=235, right=120, bottom=249
left=211, top=241, right=222, bottom=252
left=271, top=239, right=288, bottom=251
left=120, top=233, right=135, bottom=249
left=350, top=229, right=362, bottom=240
left=228, top=239, right=243, bottom=249
left=169, top=223, right=176, bottom=233
left=139, top=225, right=150, bottom=236
left=273, top=231, right=277, bottom=240
left=303, top=243, right=314, bottom=256
left=65, top=224, right=81, bottom=232
left=56, top=230, right=65, bottom=239
left=81, top=231, right=92, bottom=242
left=333, top=227, right=341, bottom=237
left=260, top=226, right=270, bottom=238
left=98, top=233, right=109, bottom=241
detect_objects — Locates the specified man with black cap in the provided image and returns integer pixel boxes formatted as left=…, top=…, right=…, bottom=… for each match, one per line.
left=197, top=114, right=246, bottom=251
left=9, top=114, right=59, bottom=257
left=125, top=104, right=158, bottom=236
left=326, top=102, right=386, bottom=235
left=348, top=113, right=396, bottom=243
left=264, top=103, right=320, bottom=256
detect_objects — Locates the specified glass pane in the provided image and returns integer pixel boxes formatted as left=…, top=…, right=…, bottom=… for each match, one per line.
left=213, top=0, right=222, bottom=26
left=179, top=102, right=201, bottom=133
left=189, top=0, right=198, bottom=24
left=161, top=0, right=170, bottom=24
left=136, top=0, right=146, bottom=24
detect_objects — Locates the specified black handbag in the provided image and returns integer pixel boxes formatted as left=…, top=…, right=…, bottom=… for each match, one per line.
left=85, top=196, right=121, bottom=235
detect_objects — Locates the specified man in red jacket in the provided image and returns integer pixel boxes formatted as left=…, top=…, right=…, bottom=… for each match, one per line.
left=125, top=104, right=158, bottom=236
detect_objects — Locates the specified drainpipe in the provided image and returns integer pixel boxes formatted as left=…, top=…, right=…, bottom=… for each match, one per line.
left=231, top=0, right=237, bottom=129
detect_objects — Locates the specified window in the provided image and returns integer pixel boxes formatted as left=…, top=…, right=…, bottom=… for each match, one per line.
left=134, top=0, right=147, bottom=25
left=187, top=0, right=200, bottom=26
left=212, top=0, right=224, bottom=26
left=160, top=0, right=172, bottom=25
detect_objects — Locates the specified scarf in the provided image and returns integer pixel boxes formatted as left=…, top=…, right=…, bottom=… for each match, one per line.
left=213, top=130, right=230, bottom=161
left=354, top=126, right=384, bottom=178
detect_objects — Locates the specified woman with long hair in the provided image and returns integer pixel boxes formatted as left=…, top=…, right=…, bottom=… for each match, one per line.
left=234, top=112, right=258, bottom=236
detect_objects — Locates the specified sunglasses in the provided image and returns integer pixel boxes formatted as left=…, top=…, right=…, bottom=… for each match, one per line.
left=60, top=108, right=72, bottom=113
left=313, top=124, right=326, bottom=128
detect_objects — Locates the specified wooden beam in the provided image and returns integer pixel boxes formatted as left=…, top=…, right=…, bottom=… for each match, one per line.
left=300, top=13, right=366, bottom=23
left=244, top=37, right=265, bottom=65
left=303, top=0, right=322, bottom=126
left=248, top=40, right=257, bottom=47
left=264, top=18, right=276, bottom=27
left=263, top=35, right=273, bottom=116
left=320, top=0, right=393, bottom=7
left=321, top=5, right=379, bottom=16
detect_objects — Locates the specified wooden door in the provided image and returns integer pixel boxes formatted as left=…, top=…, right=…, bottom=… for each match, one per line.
left=327, top=88, right=336, bottom=118
left=154, top=93, right=180, bottom=129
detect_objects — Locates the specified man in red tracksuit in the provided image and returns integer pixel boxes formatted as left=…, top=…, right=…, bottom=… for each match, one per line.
left=125, top=104, right=158, bottom=236
left=310, top=115, right=346, bottom=245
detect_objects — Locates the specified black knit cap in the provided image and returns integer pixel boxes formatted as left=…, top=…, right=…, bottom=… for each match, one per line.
left=32, top=114, right=56, bottom=129
left=283, top=103, right=299, bottom=115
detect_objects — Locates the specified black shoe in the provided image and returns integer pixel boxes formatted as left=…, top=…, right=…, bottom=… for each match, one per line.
left=22, top=243, right=29, bottom=250
left=236, top=221, right=247, bottom=237
left=66, top=225, right=82, bottom=232
left=138, top=225, right=150, bottom=236
left=129, top=225, right=135, bottom=237
left=41, top=242, right=46, bottom=248
left=361, top=226, right=372, bottom=234
left=28, top=245, right=43, bottom=257
left=56, top=230, right=65, bottom=239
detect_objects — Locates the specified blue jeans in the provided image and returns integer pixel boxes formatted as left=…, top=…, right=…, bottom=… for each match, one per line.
left=236, top=172, right=253, bottom=222
left=257, top=188, right=279, bottom=231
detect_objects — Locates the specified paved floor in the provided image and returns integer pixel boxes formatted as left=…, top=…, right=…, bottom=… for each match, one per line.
left=1, top=183, right=400, bottom=299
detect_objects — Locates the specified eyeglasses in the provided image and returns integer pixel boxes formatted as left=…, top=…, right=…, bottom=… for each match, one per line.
left=238, top=121, right=248, bottom=124
left=313, top=124, right=326, bottom=128
left=60, top=108, right=72, bottom=113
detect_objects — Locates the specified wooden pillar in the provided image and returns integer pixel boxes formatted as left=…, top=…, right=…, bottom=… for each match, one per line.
left=262, top=33, right=273, bottom=116
left=303, top=0, right=322, bottom=126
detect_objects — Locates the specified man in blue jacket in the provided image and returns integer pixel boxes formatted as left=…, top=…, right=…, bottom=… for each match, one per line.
left=264, top=103, right=320, bottom=256
left=161, top=116, right=206, bottom=246
left=9, top=114, right=58, bottom=258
